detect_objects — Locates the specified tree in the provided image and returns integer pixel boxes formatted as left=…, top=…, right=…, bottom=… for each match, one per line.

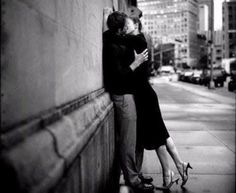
left=199, top=55, right=208, bottom=69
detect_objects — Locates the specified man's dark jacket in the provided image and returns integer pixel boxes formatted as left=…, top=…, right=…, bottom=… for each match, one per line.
left=103, top=30, right=136, bottom=94
left=103, top=30, right=148, bottom=94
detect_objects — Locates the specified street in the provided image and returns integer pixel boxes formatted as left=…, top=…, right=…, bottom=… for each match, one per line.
left=121, top=79, right=235, bottom=193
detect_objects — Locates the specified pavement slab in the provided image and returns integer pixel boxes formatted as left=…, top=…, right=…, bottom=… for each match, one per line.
left=120, top=173, right=235, bottom=193
left=141, top=146, right=235, bottom=175
left=168, top=130, right=224, bottom=146
left=200, top=121, right=235, bottom=131
left=165, top=121, right=207, bottom=131
left=207, top=130, right=235, bottom=153
left=149, top=174, right=235, bottom=193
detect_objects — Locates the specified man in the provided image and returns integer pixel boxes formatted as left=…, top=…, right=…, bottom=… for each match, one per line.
left=103, top=11, right=153, bottom=192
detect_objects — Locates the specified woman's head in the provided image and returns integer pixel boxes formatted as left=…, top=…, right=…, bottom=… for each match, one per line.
left=107, top=11, right=127, bottom=33
left=130, top=16, right=142, bottom=32
left=124, top=16, right=142, bottom=35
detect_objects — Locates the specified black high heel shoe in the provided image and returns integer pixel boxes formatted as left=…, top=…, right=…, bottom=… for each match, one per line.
left=163, top=171, right=179, bottom=189
left=180, top=162, right=193, bottom=187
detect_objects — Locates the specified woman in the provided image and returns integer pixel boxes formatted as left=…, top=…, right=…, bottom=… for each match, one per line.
left=122, top=16, right=193, bottom=189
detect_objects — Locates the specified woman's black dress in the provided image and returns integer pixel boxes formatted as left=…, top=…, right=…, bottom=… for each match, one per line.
left=126, top=33, right=170, bottom=150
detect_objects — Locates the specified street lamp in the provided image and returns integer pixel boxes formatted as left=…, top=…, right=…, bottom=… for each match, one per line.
left=160, top=44, right=163, bottom=68
left=208, top=41, right=215, bottom=89
left=208, top=1, right=215, bottom=89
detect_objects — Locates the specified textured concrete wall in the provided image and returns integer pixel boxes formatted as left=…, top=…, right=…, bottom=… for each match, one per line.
left=1, top=0, right=113, bottom=129
left=1, top=92, right=117, bottom=193
left=1, top=0, right=136, bottom=192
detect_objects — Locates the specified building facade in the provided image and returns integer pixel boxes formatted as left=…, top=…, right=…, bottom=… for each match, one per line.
left=198, top=4, right=209, bottom=32
left=198, top=0, right=214, bottom=32
left=137, top=0, right=199, bottom=67
left=222, top=0, right=236, bottom=58
left=213, top=30, right=223, bottom=65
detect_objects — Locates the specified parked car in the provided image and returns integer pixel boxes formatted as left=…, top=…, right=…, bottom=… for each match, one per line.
left=228, top=60, right=236, bottom=92
left=228, top=76, right=236, bottom=92
left=200, top=68, right=226, bottom=87
left=213, top=68, right=227, bottom=87
left=181, top=70, right=194, bottom=82
left=178, top=71, right=185, bottom=81
left=190, top=70, right=202, bottom=84
left=159, top=65, right=175, bottom=75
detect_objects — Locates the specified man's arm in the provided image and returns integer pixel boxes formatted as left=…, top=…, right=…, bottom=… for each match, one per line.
left=130, top=49, right=148, bottom=71
left=113, top=34, right=147, bottom=54
left=104, top=43, right=148, bottom=83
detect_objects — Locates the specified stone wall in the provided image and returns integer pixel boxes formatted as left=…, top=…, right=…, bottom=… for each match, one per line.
left=1, top=0, right=136, bottom=192
left=1, top=0, right=112, bottom=129
left=1, top=91, right=117, bottom=193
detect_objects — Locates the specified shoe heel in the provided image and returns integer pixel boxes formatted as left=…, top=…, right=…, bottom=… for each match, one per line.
left=181, top=162, right=193, bottom=187
left=187, top=163, right=193, bottom=170
left=164, top=171, right=179, bottom=189
left=175, top=178, right=179, bottom=185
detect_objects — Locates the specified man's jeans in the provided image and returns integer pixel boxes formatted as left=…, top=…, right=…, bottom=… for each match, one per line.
left=111, top=94, right=141, bottom=186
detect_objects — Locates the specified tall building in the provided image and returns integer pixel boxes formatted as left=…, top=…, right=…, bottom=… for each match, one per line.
left=197, top=2, right=210, bottom=69
left=137, top=0, right=199, bottom=67
left=213, top=30, right=223, bottom=65
left=198, top=0, right=214, bottom=32
left=222, top=0, right=236, bottom=58
left=198, top=4, right=209, bottom=32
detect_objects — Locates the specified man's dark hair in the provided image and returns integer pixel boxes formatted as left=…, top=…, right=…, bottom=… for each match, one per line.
left=107, top=11, right=127, bottom=32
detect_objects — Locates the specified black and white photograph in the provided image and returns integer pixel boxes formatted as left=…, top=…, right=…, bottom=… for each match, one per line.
left=1, top=0, right=235, bottom=193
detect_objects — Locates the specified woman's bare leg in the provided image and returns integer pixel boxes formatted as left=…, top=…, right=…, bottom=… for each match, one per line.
left=166, top=137, right=193, bottom=186
left=165, top=137, right=185, bottom=172
left=155, top=145, right=170, bottom=178
left=156, top=144, right=182, bottom=187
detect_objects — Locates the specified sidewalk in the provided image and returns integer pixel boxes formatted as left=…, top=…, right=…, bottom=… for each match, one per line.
left=169, top=81, right=235, bottom=104
left=119, top=79, right=235, bottom=193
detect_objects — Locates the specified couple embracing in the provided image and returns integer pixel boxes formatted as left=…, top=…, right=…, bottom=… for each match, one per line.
left=103, top=11, right=192, bottom=193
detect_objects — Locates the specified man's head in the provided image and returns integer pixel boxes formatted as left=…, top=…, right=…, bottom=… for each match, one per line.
left=107, top=11, right=127, bottom=34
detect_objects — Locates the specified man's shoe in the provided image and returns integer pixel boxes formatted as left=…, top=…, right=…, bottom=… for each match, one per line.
left=139, top=174, right=153, bottom=184
left=132, top=182, right=154, bottom=193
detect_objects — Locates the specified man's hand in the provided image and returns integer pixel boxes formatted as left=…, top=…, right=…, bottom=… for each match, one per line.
left=103, top=7, right=113, bottom=32
left=130, top=49, right=148, bottom=71
left=103, top=7, right=113, bottom=17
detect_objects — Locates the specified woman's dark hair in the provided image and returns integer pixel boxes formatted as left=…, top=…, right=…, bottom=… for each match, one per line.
left=130, top=16, right=142, bottom=32
left=107, top=11, right=127, bottom=32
